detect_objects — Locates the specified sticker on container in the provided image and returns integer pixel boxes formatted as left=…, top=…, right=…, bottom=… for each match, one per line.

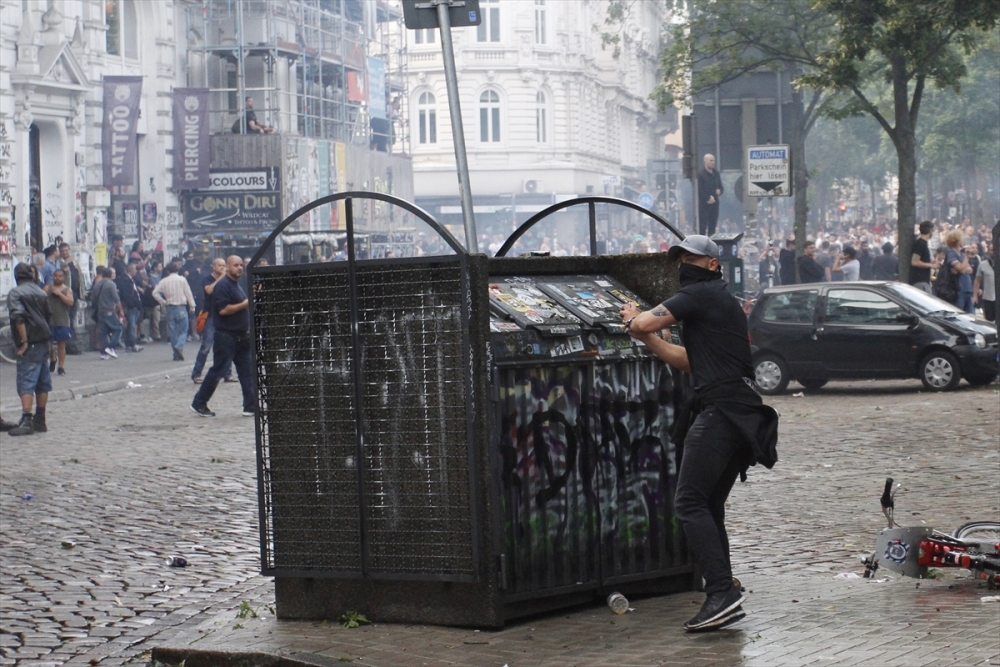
left=569, top=335, right=584, bottom=352
left=596, top=280, right=613, bottom=287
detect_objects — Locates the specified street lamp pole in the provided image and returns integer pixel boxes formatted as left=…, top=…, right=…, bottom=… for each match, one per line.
left=433, top=0, right=479, bottom=253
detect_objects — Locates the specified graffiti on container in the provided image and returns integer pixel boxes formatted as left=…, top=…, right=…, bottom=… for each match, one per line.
left=497, top=361, right=677, bottom=590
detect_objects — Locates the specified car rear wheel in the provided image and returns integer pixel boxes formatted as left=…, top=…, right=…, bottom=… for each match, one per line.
left=798, top=378, right=828, bottom=391
left=754, top=354, right=790, bottom=395
left=919, top=350, right=962, bottom=391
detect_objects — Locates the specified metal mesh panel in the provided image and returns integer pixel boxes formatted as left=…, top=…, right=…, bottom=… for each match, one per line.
left=255, top=266, right=361, bottom=572
left=356, top=264, right=474, bottom=576
left=254, top=260, right=474, bottom=578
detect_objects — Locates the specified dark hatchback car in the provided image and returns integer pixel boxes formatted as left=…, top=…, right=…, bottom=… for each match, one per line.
left=748, top=281, right=999, bottom=395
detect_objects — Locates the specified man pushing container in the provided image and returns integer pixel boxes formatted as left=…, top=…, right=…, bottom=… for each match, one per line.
left=618, top=235, right=779, bottom=632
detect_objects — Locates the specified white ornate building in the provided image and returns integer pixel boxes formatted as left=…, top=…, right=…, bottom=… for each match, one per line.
left=0, top=0, right=411, bottom=299
left=0, top=0, right=186, bottom=295
left=403, top=0, right=673, bottom=246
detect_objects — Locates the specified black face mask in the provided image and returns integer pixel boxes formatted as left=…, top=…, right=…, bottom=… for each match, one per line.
left=679, top=262, right=722, bottom=286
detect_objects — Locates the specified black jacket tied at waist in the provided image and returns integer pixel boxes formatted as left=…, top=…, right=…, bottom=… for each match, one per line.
left=671, top=378, right=779, bottom=480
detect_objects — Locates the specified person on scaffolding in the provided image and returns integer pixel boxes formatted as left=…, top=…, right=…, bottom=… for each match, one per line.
left=236, top=96, right=274, bottom=134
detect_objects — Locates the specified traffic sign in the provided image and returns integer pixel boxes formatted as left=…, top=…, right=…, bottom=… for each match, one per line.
left=638, top=192, right=655, bottom=209
left=402, top=0, right=482, bottom=29
left=746, top=145, right=791, bottom=197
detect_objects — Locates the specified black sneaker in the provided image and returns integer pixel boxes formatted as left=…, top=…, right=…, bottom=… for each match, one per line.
left=49, top=359, right=56, bottom=372
left=0, top=418, right=19, bottom=432
left=190, top=404, right=215, bottom=417
left=686, top=605, right=746, bottom=633
left=684, top=586, right=745, bottom=632
left=32, top=414, right=46, bottom=433
left=8, top=414, right=35, bottom=437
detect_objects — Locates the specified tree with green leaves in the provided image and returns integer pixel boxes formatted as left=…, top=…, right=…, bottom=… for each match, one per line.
left=803, top=0, right=1000, bottom=282
left=655, top=0, right=840, bottom=260
left=807, top=115, right=896, bottom=229
left=914, top=31, right=1000, bottom=227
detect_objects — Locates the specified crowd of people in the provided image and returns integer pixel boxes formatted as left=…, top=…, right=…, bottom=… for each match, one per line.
left=3, top=235, right=259, bottom=436
left=760, top=218, right=996, bottom=319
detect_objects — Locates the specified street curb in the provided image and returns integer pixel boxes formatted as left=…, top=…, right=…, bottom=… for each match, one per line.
left=151, top=647, right=343, bottom=667
left=1, top=368, right=183, bottom=413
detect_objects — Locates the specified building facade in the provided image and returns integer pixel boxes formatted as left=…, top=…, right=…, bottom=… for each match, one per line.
left=0, top=0, right=412, bottom=300
left=402, top=0, right=673, bottom=250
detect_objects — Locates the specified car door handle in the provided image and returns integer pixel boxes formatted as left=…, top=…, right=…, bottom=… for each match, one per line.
left=812, top=327, right=824, bottom=340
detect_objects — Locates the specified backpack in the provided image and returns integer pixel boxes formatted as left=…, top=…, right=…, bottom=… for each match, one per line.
left=932, top=263, right=957, bottom=303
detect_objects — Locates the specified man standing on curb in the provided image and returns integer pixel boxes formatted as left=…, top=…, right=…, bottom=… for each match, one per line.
left=92, top=267, right=124, bottom=359
left=153, top=264, right=196, bottom=361
left=618, top=236, right=778, bottom=632
left=191, top=256, right=256, bottom=418
left=6, top=263, right=53, bottom=436
left=191, top=257, right=234, bottom=385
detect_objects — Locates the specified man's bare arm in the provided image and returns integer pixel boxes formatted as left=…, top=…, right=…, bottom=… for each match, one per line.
left=628, top=304, right=677, bottom=335
left=631, top=331, right=690, bottom=373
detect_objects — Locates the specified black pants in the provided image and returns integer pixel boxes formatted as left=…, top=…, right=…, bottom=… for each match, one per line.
left=674, top=406, right=745, bottom=594
left=699, top=205, right=719, bottom=237
left=192, top=330, right=255, bottom=412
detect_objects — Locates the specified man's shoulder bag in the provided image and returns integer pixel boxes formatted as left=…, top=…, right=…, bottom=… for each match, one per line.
left=195, top=309, right=209, bottom=334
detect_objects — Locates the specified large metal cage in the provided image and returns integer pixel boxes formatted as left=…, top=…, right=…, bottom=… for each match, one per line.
left=248, top=193, right=693, bottom=627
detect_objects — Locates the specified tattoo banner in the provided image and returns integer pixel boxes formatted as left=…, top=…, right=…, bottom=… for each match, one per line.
left=172, top=88, right=211, bottom=190
left=102, top=76, right=143, bottom=186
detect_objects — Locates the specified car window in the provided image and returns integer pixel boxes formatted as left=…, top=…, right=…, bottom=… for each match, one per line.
left=761, top=291, right=818, bottom=324
left=885, top=283, right=963, bottom=315
left=825, top=289, right=903, bottom=324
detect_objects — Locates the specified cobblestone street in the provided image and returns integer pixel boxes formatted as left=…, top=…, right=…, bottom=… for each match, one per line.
left=1, top=370, right=998, bottom=666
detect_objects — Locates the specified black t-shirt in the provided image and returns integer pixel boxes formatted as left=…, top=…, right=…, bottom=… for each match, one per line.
left=778, top=248, right=797, bottom=285
left=797, top=255, right=826, bottom=283
left=910, top=237, right=931, bottom=284
left=245, top=109, right=261, bottom=133
left=662, top=278, right=753, bottom=389
left=212, top=275, right=249, bottom=333
left=201, top=274, right=218, bottom=315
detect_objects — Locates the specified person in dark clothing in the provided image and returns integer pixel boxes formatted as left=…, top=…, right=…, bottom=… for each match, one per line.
left=619, top=235, right=778, bottom=633
left=778, top=237, right=797, bottom=285
left=858, top=240, right=874, bottom=280
left=797, top=241, right=827, bottom=283
left=191, top=257, right=234, bottom=384
left=909, top=221, right=937, bottom=293
left=870, top=242, right=898, bottom=281
left=191, top=256, right=256, bottom=417
left=697, top=154, right=724, bottom=237
left=6, top=263, right=53, bottom=436
left=115, top=262, right=144, bottom=352
left=58, top=243, right=82, bottom=323
left=239, top=96, right=274, bottom=134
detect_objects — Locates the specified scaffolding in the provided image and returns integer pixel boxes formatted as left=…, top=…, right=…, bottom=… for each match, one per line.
left=188, top=0, right=407, bottom=151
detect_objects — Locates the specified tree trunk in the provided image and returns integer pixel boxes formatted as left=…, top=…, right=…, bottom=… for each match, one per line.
left=891, top=57, right=918, bottom=284
left=791, top=89, right=809, bottom=281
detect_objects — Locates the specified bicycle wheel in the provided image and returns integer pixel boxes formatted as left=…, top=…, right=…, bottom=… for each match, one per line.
left=0, top=325, right=16, bottom=364
left=954, top=522, right=1000, bottom=546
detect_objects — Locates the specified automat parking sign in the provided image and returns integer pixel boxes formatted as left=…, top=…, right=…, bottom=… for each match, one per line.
left=747, top=145, right=792, bottom=197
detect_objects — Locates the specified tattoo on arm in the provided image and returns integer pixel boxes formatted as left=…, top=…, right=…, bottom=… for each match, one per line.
left=651, top=305, right=669, bottom=317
